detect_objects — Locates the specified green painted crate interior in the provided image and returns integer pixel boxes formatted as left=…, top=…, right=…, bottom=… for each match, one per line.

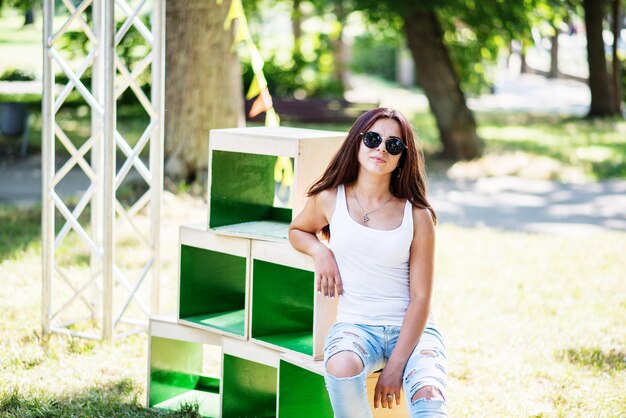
left=210, top=151, right=292, bottom=231
left=252, top=260, right=314, bottom=356
left=222, top=354, right=277, bottom=418
left=179, top=244, right=246, bottom=336
left=279, top=360, right=333, bottom=418
left=149, top=336, right=221, bottom=418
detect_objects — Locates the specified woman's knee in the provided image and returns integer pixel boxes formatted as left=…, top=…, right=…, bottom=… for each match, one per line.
left=325, top=351, right=364, bottom=378
left=410, top=385, right=444, bottom=403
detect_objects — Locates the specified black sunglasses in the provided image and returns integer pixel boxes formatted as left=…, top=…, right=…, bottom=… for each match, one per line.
left=360, top=131, right=407, bottom=155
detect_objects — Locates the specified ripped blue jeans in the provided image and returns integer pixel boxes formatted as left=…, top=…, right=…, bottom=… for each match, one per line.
left=324, top=322, right=447, bottom=418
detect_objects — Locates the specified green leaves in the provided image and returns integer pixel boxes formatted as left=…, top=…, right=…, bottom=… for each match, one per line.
left=349, top=0, right=541, bottom=94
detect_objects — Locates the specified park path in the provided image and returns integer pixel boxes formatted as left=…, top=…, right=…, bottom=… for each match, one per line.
left=428, top=175, right=626, bottom=235
left=2, top=154, right=625, bottom=236
left=1, top=73, right=624, bottom=235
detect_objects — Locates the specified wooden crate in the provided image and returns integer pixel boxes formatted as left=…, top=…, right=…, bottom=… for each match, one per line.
left=249, top=239, right=337, bottom=360
left=147, top=315, right=223, bottom=418
left=177, top=224, right=250, bottom=339
left=220, top=337, right=280, bottom=418
left=208, top=127, right=344, bottom=241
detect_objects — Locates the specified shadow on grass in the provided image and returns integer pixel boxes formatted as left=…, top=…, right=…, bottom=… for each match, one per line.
left=0, top=379, right=201, bottom=417
left=557, top=347, right=626, bottom=373
left=0, top=205, right=41, bottom=261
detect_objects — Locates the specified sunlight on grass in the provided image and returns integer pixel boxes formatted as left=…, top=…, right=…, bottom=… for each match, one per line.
left=1, top=194, right=624, bottom=417
left=0, top=205, right=41, bottom=261
left=0, top=192, right=207, bottom=417
left=556, top=347, right=626, bottom=373
left=0, top=10, right=42, bottom=76
left=434, top=224, right=626, bottom=417
left=445, top=113, right=626, bottom=182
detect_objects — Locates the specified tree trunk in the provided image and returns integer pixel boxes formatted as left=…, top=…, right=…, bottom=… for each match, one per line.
left=292, top=0, right=302, bottom=50
left=165, top=0, right=244, bottom=183
left=583, top=0, right=618, bottom=117
left=611, top=0, right=622, bottom=113
left=24, top=9, right=34, bottom=25
left=404, top=9, right=482, bottom=160
left=549, top=22, right=559, bottom=79
left=520, top=42, right=528, bottom=74
left=330, top=2, right=351, bottom=90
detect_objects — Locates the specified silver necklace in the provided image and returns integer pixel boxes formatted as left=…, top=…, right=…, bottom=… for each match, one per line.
left=353, top=191, right=393, bottom=222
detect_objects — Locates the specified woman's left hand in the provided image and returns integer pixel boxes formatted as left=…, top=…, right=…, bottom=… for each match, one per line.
left=374, top=362, right=403, bottom=409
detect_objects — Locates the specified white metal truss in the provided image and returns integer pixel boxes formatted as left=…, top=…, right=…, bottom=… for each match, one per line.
left=42, top=0, right=164, bottom=340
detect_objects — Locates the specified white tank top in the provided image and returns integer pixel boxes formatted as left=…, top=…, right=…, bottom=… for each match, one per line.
left=329, top=184, right=414, bottom=326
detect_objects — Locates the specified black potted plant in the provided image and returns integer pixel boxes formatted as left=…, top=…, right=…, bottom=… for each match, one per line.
left=0, top=68, right=36, bottom=136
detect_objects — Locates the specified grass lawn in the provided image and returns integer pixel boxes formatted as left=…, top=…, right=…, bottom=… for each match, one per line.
left=405, top=111, right=626, bottom=182
left=1, top=195, right=625, bottom=417
left=0, top=196, right=206, bottom=417
left=0, top=10, right=42, bottom=78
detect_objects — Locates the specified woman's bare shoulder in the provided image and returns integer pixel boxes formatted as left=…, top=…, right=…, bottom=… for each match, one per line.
left=315, top=187, right=339, bottom=220
left=411, top=205, right=435, bottom=232
left=316, top=187, right=338, bottom=203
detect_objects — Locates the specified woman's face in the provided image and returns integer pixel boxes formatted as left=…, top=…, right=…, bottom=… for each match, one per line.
left=357, top=118, right=403, bottom=177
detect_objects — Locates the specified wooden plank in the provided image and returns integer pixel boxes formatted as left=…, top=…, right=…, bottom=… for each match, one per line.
left=178, top=311, right=246, bottom=340
left=150, top=316, right=223, bottom=346
left=251, top=239, right=313, bottom=271
left=313, top=290, right=338, bottom=360
left=280, top=353, right=324, bottom=375
left=222, top=336, right=280, bottom=369
left=211, top=220, right=289, bottom=242
left=293, top=135, right=344, bottom=219
left=180, top=224, right=249, bottom=257
left=212, top=127, right=340, bottom=157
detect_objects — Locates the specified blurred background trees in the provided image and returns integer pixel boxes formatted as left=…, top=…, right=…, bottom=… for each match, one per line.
left=0, top=0, right=38, bottom=25
left=583, top=0, right=622, bottom=116
left=0, top=0, right=624, bottom=183
left=242, top=0, right=624, bottom=162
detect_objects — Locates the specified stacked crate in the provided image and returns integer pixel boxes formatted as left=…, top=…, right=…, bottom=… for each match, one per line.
left=146, top=127, right=408, bottom=417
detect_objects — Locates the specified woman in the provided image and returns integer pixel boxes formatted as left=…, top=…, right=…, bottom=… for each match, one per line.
left=288, top=108, right=447, bottom=417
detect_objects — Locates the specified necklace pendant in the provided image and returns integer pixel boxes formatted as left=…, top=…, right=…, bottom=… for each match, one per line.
left=363, top=214, right=370, bottom=222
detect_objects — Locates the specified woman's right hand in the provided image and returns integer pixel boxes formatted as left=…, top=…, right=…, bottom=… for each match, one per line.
left=312, top=245, right=343, bottom=298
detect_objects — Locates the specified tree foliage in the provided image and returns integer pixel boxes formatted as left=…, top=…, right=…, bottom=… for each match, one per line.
left=348, top=0, right=534, bottom=94
left=242, top=0, right=346, bottom=98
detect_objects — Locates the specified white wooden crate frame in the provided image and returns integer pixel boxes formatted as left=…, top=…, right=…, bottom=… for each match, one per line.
left=250, top=239, right=337, bottom=360
left=177, top=223, right=251, bottom=340
left=207, top=127, right=345, bottom=241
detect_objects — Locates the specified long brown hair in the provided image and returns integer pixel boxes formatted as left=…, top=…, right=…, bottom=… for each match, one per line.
left=308, top=107, right=437, bottom=228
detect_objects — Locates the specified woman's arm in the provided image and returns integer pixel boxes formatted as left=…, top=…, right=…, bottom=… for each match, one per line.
left=288, top=189, right=343, bottom=297
left=374, top=206, right=435, bottom=409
